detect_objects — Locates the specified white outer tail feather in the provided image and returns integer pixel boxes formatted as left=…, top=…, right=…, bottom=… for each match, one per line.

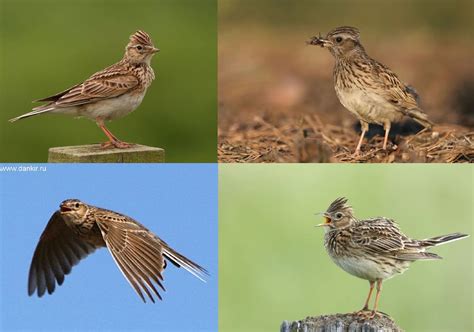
left=9, top=108, right=54, bottom=122
left=162, top=247, right=208, bottom=283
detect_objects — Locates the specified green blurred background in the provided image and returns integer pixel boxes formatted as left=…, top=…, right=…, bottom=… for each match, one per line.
left=219, top=165, right=473, bottom=332
left=0, top=0, right=216, bottom=162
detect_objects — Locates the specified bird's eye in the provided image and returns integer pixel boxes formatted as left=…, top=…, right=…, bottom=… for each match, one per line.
left=335, top=37, right=343, bottom=43
left=136, top=45, right=143, bottom=50
left=75, top=203, right=80, bottom=208
left=335, top=212, right=343, bottom=219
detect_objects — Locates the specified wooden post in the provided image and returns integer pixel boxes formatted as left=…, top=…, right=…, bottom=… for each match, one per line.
left=281, top=313, right=402, bottom=332
left=48, top=144, right=165, bottom=163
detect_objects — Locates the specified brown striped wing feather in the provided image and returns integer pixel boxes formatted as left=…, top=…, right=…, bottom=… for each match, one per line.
left=369, top=60, right=419, bottom=111
left=53, top=66, right=139, bottom=108
left=350, top=218, right=437, bottom=260
left=94, top=211, right=208, bottom=303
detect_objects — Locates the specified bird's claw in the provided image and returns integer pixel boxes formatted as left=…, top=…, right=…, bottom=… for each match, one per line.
left=101, top=140, right=133, bottom=149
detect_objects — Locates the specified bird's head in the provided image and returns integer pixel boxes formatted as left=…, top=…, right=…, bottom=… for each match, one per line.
left=124, top=30, right=160, bottom=64
left=307, top=26, right=363, bottom=59
left=60, top=199, right=89, bottom=223
left=316, top=197, right=356, bottom=230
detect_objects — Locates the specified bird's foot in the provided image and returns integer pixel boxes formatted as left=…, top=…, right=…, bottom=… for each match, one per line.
left=352, top=148, right=362, bottom=157
left=101, top=140, right=133, bottom=149
left=353, top=309, right=382, bottom=320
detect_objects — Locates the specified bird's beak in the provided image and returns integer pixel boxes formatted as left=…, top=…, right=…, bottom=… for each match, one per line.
left=315, top=212, right=331, bottom=227
left=306, top=35, right=332, bottom=48
left=59, top=204, right=71, bottom=213
left=151, top=47, right=160, bottom=53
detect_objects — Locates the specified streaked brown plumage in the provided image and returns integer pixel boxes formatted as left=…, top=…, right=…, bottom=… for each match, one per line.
left=317, top=197, right=468, bottom=316
left=308, top=26, right=433, bottom=154
left=10, top=31, right=159, bottom=149
left=28, top=199, right=207, bottom=303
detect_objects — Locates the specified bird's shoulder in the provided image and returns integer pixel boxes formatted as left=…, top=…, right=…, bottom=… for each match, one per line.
left=352, top=217, right=402, bottom=236
left=90, top=206, right=150, bottom=233
left=88, top=61, right=140, bottom=81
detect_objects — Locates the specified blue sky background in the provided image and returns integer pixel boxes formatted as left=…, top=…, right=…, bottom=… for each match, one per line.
left=0, top=164, right=217, bottom=332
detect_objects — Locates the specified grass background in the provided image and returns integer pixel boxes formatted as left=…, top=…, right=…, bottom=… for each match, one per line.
left=0, top=0, right=216, bottom=162
left=219, top=164, right=473, bottom=332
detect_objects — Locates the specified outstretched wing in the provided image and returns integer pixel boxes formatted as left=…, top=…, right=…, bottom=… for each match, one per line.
left=28, top=211, right=98, bottom=297
left=94, top=211, right=207, bottom=303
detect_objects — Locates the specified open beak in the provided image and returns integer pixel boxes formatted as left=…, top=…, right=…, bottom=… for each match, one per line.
left=60, top=204, right=72, bottom=213
left=306, top=35, right=332, bottom=48
left=314, top=212, right=331, bottom=227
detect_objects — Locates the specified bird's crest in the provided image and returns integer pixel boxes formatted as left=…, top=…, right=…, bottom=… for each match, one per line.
left=129, top=30, right=153, bottom=46
left=326, top=197, right=352, bottom=213
left=327, top=26, right=360, bottom=40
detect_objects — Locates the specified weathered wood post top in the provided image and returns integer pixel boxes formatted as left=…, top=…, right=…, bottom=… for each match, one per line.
left=281, top=313, right=402, bottom=332
left=48, top=144, right=165, bottom=163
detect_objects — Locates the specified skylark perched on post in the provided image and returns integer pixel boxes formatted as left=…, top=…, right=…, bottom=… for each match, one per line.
left=28, top=199, right=208, bottom=303
left=316, top=197, right=468, bottom=317
left=10, top=31, right=159, bottom=149
left=308, top=27, right=433, bottom=154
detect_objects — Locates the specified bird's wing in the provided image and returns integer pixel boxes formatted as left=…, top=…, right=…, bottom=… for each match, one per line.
left=28, top=211, right=98, bottom=297
left=38, top=64, right=139, bottom=108
left=369, top=60, right=420, bottom=110
left=94, top=212, right=168, bottom=303
left=94, top=211, right=208, bottom=303
left=351, top=218, right=416, bottom=257
left=33, top=83, right=82, bottom=103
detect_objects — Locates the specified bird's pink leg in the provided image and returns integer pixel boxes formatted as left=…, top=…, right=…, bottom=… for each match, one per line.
left=361, top=281, right=375, bottom=311
left=96, top=119, right=132, bottom=149
left=370, top=279, right=383, bottom=318
left=354, top=121, right=368, bottom=155
left=383, top=122, right=391, bottom=150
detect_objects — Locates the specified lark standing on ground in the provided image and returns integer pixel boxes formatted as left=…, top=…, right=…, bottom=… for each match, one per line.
left=308, top=26, right=433, bottom=154
left=28, top=199, right=208, bottom=303
left=316, top=197, right=467, bottom=317
left=9, top=31, right=159, bottom=149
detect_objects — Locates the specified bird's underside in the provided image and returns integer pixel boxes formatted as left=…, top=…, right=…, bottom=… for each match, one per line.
left=28, top=206, right=208, bottom=303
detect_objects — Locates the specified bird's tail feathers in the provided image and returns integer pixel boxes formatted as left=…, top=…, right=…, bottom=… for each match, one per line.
left=162, top=245, right=209, bottom=282
left=9, top=105, right=55, bottom=122
left=420, top=233, right=469, bottom=248
left=405, top=107, right=434, bottom=129
left=396, top=251, right=442, bottom=261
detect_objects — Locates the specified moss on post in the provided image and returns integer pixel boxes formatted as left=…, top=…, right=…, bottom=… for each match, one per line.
left=48, top=144, right=165, bottom=163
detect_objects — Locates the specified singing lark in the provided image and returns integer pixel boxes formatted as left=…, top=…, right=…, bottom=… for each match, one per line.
left=10, top=31, right=159, bottom=149
left=316, top=197, right=468, bottom=317
left=28, top=199, right=208, bottom=303
left=308, top=27, right=433, bottom=154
